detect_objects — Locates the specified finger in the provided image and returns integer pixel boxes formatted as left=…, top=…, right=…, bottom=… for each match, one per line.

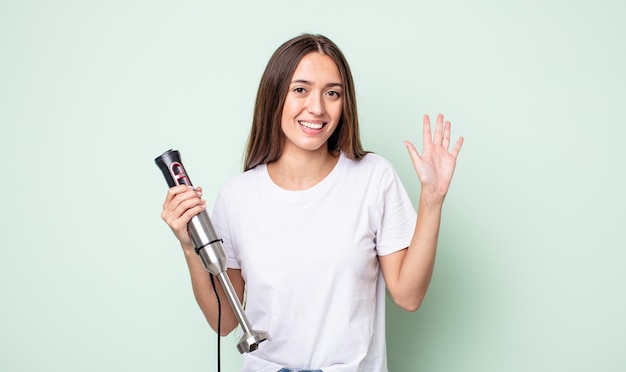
left=433, top=113, right=444, bottom=145
left=165, top=203, right=205, bottom=243
left=171, top=201, right=207, bottom=228
left=442, top=121, right=451, bottom=149
left=403, top=140, right=421, bottom=166
left=163, top=197, right=206, bottom=230
left=162, top=188, right=204, bottom=225
left=422, top=114, right=432, bottom=146
left=163, top=185, right=202, bottom=208
left=163, top=185, right=192, bottom=206
left=172, top=195, right=206, bottom=217
left=451, top=136, right=464, bottom=158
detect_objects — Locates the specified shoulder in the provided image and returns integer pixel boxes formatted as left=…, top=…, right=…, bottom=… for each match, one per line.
left=344, top=152, right=396, bottom=177
left=217, top=165, right=266, bottom=199
left=336, top=153, right=406, bottom=198
left=359, top=152, right=393, bottom=167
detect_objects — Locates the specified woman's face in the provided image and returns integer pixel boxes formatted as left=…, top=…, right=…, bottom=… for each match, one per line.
left=280, top=52, right=343, bottom=156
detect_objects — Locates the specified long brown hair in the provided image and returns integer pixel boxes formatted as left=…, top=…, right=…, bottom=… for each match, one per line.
left=244, top=34, right=366, bottom=171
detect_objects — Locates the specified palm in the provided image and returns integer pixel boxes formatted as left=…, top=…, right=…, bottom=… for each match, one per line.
left=404, top=114, right=464, bottom=202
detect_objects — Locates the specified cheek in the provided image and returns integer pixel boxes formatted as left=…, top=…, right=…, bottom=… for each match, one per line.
left=330, top=101, right=344, bottom=122
left=281, top=99, right=299, bottom=122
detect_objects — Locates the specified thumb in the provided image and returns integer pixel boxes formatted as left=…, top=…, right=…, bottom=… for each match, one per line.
left=403, top=140, right=421, bottom=167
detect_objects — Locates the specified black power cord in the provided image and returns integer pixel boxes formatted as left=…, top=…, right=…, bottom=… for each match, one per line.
left=209, top=274, right=221, bottom=372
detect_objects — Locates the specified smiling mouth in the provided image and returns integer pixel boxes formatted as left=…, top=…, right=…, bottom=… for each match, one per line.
left=299, top=121, right=325, bottom=130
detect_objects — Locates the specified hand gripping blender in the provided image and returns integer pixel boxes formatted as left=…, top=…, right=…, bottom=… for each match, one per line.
left=155, top=149, right=269, bottom=353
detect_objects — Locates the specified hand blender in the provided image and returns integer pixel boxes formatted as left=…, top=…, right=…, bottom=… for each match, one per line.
left=155, top=149, right=269, bottom=353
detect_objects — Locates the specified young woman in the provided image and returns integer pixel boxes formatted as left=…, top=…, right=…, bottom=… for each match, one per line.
left=161, top=33, right=463, bottom=372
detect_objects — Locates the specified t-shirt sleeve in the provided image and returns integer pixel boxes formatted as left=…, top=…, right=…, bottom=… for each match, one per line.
left=211, top=188, right=241, bottom=269
left=375, top=165, right=417, bottom=257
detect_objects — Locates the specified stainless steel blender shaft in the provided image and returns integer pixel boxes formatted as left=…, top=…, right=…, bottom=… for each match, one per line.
left=189, top=211, right=269, bottom=353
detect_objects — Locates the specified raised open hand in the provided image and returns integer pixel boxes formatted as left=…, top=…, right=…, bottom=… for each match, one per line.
left=404, top=114, right=464, bottom=205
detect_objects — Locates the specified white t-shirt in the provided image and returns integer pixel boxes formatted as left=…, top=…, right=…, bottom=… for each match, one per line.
left=211, top=152, right=417, bottom=372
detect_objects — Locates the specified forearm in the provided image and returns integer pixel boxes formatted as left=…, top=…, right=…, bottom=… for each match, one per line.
left=183, top=246, right=241, bottom=336
left=385, top=194, right=444, bottom=311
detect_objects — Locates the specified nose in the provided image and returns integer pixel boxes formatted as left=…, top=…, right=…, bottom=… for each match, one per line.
left=307, top=93, right=325, bottom=116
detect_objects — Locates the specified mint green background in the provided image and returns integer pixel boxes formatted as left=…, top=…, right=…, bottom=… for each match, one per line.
left=1, top=1, right=624, bottom=371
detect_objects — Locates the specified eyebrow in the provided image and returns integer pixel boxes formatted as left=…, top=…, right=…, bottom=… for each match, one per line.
left=291, top=79, right=343, bottom=88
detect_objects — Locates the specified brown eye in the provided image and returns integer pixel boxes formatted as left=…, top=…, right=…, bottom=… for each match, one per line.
left=327, top=90, right=341, bottom=99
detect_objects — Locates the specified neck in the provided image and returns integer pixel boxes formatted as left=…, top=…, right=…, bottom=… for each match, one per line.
left=267, top=148, right=340, bottom=191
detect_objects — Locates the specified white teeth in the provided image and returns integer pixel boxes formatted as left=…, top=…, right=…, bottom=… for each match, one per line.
left=299, top=121, right=324, bottom=129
